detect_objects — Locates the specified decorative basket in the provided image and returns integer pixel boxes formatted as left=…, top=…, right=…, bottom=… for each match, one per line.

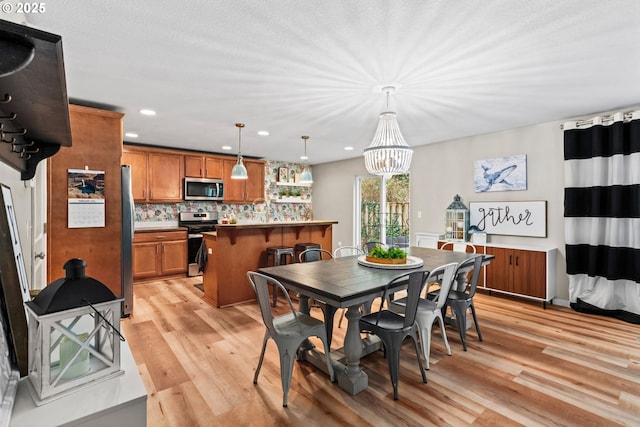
left=365, top=256, right=407, bottom=265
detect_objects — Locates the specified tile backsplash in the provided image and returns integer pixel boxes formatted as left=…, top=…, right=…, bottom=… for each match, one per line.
left=135, top=160, right=313, bottom=223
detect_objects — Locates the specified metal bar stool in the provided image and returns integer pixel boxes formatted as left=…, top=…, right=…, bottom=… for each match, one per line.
left=294, top=242, right=321, bottom=262
left=265, top=246, right=295, bottom=306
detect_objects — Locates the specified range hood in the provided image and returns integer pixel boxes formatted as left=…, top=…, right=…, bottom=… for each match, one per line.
left=0, top=19, right=72, bottom=180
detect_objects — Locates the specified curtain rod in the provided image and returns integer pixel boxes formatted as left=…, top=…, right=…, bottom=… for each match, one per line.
left=561, top=110, right=638, bottom=130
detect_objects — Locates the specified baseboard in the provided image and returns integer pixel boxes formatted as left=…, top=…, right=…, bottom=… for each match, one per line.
left=551, top=298, right=570, bottom=308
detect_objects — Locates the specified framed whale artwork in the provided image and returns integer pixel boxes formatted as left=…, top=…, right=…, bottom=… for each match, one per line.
left=474, top=154, right=527, bottom=192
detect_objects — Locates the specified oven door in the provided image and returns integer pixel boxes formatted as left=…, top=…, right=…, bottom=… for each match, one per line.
left=187, top=233, right=204, bottom=276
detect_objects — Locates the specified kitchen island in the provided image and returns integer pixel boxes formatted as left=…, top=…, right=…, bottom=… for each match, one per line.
left=201, top=220, right=337, bottom=307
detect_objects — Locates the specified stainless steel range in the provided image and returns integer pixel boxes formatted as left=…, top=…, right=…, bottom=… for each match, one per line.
left=178, top=212, right=218, bottom=276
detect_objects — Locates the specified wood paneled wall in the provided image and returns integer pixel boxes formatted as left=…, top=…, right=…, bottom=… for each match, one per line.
left=47, top=105, right=124, bottom=295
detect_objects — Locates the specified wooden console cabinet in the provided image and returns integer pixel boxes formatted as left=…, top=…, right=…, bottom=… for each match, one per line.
left=434, top=240, right=557, bottom=306
left=133, top=230, right=187, bottom=281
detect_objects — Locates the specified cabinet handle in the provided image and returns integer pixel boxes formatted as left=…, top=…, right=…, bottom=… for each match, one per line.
left=509, top=255, right=512, bottom=265
left=515, top=256, right=519, bottom=266
left=156, top=235, right=166, bottom=239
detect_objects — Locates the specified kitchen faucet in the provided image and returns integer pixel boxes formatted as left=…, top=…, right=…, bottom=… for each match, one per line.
left=252, top=198, right=270, bottom=223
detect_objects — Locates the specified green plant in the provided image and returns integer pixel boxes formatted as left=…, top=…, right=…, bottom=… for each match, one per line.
left=368, top=246, right=406, bottom=259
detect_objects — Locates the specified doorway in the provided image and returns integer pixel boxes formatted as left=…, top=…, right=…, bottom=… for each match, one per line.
left=356, top=174, right=410, bottom=250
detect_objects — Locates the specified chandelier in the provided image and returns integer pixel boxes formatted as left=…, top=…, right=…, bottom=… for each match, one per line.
left=363, top=86, right=413, bottom=180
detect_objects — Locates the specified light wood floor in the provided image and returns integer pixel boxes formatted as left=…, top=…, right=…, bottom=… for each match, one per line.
left=122, top=277, right=640, bottom=427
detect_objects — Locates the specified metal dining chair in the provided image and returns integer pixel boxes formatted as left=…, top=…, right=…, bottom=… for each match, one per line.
left=389, top=262, right=459, bottom=369
left=333, top=245, right=365, bottom=258
left=247, top=271, right=335, bottom=407
left=298, top=248, right=333, bottom=263
left=440, top=241, right=477, bottom=253
left=359, top=269, right=429, bottom=400
left=364, top=241, right=387, bottom=253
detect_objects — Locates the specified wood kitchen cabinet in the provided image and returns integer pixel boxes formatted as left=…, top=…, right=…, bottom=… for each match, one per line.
left=133, top=230, right=187, bottom=281
left=484, top=245, right=556, bottom=304
left=122, top=146, right=183, bottom=202
left=185, top=155, right=223, bottom=179
left=121, top=148, right=148, bottom=200
left=222, top=158, right=265, bottom=202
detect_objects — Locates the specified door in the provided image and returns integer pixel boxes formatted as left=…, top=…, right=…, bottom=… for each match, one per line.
left=161, top=240, right=188, bottom=274
left=30, top=163, right=47, bottom=291
left=485, top=246, right=511, bottom=292
left=148, top=152, right=183, bottom=201
left=356, top=174, right=410, bottom=249
left=222, top=158, right=246, bottom=202
left=204, top=157, right=223, bottom=179
left=133, top=242, right=161, bottom=279
left=122, top=149, right=148, bottom=201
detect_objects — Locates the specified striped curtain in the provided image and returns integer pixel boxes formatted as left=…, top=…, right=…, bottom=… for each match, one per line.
left=563, top=110, right=640, bottom=324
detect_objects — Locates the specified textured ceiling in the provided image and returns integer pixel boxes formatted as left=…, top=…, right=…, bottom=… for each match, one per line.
left=23, top=0, right=640, bottom=165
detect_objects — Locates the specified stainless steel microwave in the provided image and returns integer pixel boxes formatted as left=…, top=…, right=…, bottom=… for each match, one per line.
left=184, top=178, right=224, bottom=201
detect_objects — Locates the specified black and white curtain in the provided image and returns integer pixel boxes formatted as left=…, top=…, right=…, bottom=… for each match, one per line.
left=564, top=110, right=640, bottom=324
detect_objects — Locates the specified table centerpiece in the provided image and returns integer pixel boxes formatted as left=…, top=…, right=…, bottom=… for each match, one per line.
left=365, top=247, right=407, bottom=265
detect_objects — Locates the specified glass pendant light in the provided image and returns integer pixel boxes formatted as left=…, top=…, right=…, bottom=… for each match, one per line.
left=231, top=123, right=248, bottom=179
left=363, top=86, right=413, bottom=180
left=299, top=135, right=313, bottom=184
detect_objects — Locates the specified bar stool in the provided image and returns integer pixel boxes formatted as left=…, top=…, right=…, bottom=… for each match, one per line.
left=265, top=246, right=295, bottom=306
left=294, top=242, right=321, bottom=262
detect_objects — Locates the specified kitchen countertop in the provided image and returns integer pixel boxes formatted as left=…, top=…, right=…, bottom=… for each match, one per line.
left=215, top=220, right=338, bottom=229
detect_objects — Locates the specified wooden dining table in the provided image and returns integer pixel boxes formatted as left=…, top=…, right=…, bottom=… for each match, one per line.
left=257, top=246, right=492, bottom=395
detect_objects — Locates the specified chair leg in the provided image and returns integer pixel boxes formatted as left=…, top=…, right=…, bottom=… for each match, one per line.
left=386, top=345, right=401, bottom=400
left=253, top=332, right=269, bottom=384
left=452, top=303, right=468, bottom=351
left=417, top=320, right=432, bottom=370
left=277, top=346, right=296, bottom=407
left=319, top=303, right=338, bottom=350
left=470, top=302, right=483, bottom=341
left=436, top=312, right=452, bottom=356
left=410, top=330, right=428, bottom=384
left=271, top=283, right=278, bottom=307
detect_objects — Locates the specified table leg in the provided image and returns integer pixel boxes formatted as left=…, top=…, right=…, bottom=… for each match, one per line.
left=336, top=305, right=368, bottom=395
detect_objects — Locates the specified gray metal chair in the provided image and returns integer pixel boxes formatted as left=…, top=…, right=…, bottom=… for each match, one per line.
left=389, top=262, right=459, bottom=369
left=298, top=248, right=333, bottom=263
left=359, top=269, right=429, bottom=400
left=333, top=246, right=364, bottom=257
left=247, top=271, right=335, bottom=407
left=364, top=241, right=387, bottom=253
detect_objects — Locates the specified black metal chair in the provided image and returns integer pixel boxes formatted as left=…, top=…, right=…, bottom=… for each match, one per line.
left=428, top=255, right=484, bottom=351
left=364, top=241, right=387, bottom=253
left=359, top=269, right=429, bottom=400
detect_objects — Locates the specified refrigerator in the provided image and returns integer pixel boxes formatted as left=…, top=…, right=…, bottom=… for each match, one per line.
left=121, top=165, right=134, bottom=317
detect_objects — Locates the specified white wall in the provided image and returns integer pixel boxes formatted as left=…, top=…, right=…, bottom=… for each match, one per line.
left=313, top=118, right=569, bottom=301
left=0, top=161, right=33, bottom=279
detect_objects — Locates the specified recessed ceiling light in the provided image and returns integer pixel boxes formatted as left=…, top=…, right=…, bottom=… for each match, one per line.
left=300, top=155, right=308, bottom=160
left=344, top=146, right=354, bottom=151
left=125, top=132, right=139, bottom=138
left=139, top=109, right=156, bottom=116
left=222, top=145, right=232, bottom=150
left=257, top=130, right=269, bottom=136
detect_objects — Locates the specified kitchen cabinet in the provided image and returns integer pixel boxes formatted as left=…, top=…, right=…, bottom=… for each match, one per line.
left=484, top=244, right=556, bottom=305
left=222, top=158, right=265, bottom=202
left=122, top=149, right=148, bottom=200
left=133, top=230, right=187, bottom=281
left=185, top=155, right=223, bottom=179
left=122, top=146, right=183, bottom=202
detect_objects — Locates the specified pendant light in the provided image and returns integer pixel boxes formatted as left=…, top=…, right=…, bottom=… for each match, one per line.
left=231, top=123, right=248, bottom=179
left=299, top=135, right=313, bottom=184
left=363, top=86, right=413, bottom=180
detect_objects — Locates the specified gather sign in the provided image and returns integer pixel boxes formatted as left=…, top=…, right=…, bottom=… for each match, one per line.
left=469, top=201, right=547, bottom=237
